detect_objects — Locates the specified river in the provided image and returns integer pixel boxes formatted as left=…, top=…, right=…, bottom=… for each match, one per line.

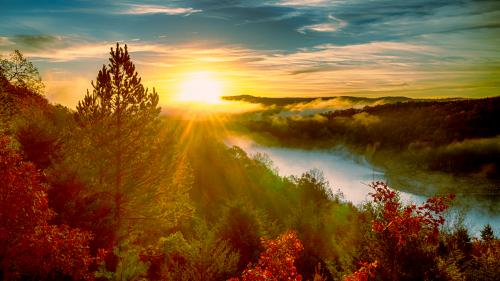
left=225, top=134, right=499, bottom=236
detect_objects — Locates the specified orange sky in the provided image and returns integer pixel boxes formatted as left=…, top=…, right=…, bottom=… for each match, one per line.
left=1, top=1, right=499, bottom=108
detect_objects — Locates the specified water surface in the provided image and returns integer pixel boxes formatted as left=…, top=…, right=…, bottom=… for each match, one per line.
left=225, top=134, right=499, bottom=236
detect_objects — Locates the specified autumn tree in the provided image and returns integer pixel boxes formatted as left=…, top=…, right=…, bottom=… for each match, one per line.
left=343, top=261, right=378, bottom=281
left=229, top=230, right=304, bottom=281
left=74, top=43, right=192, bottom=245
left=352, top=182, right=454, bottom=281
left=0, top=136, right=95, bottom=280
left=0, top=50, right=44, bottom=93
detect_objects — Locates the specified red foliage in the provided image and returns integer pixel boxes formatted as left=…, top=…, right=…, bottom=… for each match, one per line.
left=139, top=246, right=166, bottom=280
left=0, top=137, right=54, bottom=238
left=369, top=181, right=454, bottom=246
left=0, top=136, right=96, bottom=280
left=344, top=182, right=454, bottom=281
left=229, top=230, right=304, bottom=281
left=344, top=261, right=378, bottom=281
left=11, top=225, right=94, bottom=280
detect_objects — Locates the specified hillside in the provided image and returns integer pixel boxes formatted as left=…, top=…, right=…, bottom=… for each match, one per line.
left=229, top=97, right=500, bottom=197
left=1, top=51, right=498, bottom=281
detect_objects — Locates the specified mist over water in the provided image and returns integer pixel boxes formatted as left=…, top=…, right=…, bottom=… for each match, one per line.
left=225, top=134, right=499, bottom=236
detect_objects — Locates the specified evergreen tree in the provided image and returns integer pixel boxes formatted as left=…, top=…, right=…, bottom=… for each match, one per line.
left=480, top=224, right=495, bottom=242
left=75, top=43, right=163, bottom=241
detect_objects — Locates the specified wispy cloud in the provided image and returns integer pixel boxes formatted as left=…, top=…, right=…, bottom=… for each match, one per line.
left=274, top=0, right=335, bottom=7
left=118, top=4, right=201, bottom=16
left=0, top=37, right=15, bottom=46
left=298, top=22, right=345, bottom=33
left=1, top=28, right=497, bottom=107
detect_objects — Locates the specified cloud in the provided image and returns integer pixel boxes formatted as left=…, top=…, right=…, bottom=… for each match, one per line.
left=118, top=4, right=201, bottom=16
left=0, top=37, right=15, bottom=46
left=1, top=30, right=496, bottom=108
left=0, top=35, right=265, bottom=64
left=274, top=0, right=335, bottom=7
left=16, top=34, right=423, bottom=69
left=8, top=35, right=63, bottom=49
left=297, top=21, right=346, bottom=33
left=278, top=96, right=408, bottom=116
left=250, top=41, right=440, bottom=75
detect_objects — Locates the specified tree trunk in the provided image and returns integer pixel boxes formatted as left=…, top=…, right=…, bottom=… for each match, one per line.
left=115, top=92, right=123, bottom=242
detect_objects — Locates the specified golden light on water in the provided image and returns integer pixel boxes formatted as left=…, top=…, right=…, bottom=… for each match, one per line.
left=176, top=71, right=224, bottom=104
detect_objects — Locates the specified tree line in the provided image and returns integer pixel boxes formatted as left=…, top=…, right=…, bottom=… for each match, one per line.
left=231, top=96, right=500, bottom=197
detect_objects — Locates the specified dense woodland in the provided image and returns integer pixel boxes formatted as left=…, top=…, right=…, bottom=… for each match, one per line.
left=1, top=46, right=499, bottom=280
left=229, top=95, right=500, bottom=199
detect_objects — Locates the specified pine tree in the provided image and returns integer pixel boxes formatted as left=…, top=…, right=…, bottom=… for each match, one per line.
left=75, top=43, right=161, bottom=241
left=480, top=224, right=495, bottom=242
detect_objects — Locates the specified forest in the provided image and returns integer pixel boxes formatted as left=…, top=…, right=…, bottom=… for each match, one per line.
left=1, top=46, right=499, bottom=281
left=227, top=95, right=500, bottom=200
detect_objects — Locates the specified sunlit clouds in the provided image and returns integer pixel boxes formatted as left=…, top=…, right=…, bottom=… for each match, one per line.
left=1, top=0, right=499, bottom=110
left=297, top=16, right=347, bottom=34
left=1, top=35, right=498, bottom=109
left=118, top=4, right=201, bottom=16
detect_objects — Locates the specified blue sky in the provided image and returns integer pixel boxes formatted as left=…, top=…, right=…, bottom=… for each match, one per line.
left=1, top=0, right=499, bottom=106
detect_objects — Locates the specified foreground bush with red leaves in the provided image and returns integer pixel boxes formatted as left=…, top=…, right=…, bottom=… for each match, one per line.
left=229, top=230, right=304, bottom=281
left=345, top=181, right=455, bottom=281
left=369, top=181, right=454, bottom=246
left=0, top=136, right=97, bottom=280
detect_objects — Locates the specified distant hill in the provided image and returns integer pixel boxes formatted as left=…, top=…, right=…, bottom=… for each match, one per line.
left=222, top=94, right=462, bottom=107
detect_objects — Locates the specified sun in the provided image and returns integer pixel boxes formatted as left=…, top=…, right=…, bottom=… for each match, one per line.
left=177, top=71, right=224, bottom=104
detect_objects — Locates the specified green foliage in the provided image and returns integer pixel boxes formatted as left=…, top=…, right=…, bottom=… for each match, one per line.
left=73, top=43, right=193, bottom=244
left=0, top=50, right=44, bottom=94
left=480, top=224, right=495, bottom=242
left=159, top=222, right=240, bottom=281
left=216, top=203, right=264, bottom=270
left=96, top=240, right=149, bottom=281
left=292, top=169, right=333, bottom=207
left=464, top=241, right=500, bottom=281
left=14, top=106, right=61, bottom=169
left=232, top=97, right=500, bottom=197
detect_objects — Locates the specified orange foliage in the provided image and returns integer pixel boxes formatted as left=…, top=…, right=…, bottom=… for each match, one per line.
left=344, top=261, right=378, bottom=281
left=229, top=230, right=304, bottom=281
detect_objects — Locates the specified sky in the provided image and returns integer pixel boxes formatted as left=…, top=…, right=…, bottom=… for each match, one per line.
left=1, top=0, right=499, bottom=107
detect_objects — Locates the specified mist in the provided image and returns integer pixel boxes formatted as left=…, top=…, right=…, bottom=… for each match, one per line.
left=225, top=134, right=499, bottom=236
left=223, top=95, right=433, bottom=118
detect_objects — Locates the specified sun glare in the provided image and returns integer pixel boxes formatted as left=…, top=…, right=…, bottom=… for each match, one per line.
left=177, top=71, right=224, bottom=104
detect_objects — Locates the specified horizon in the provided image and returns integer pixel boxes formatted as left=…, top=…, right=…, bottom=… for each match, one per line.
left=1, top=0, right=499, bottom=108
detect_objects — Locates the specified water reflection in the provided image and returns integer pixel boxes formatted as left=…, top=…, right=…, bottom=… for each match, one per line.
left=225, top=134, right=499, bottom=236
